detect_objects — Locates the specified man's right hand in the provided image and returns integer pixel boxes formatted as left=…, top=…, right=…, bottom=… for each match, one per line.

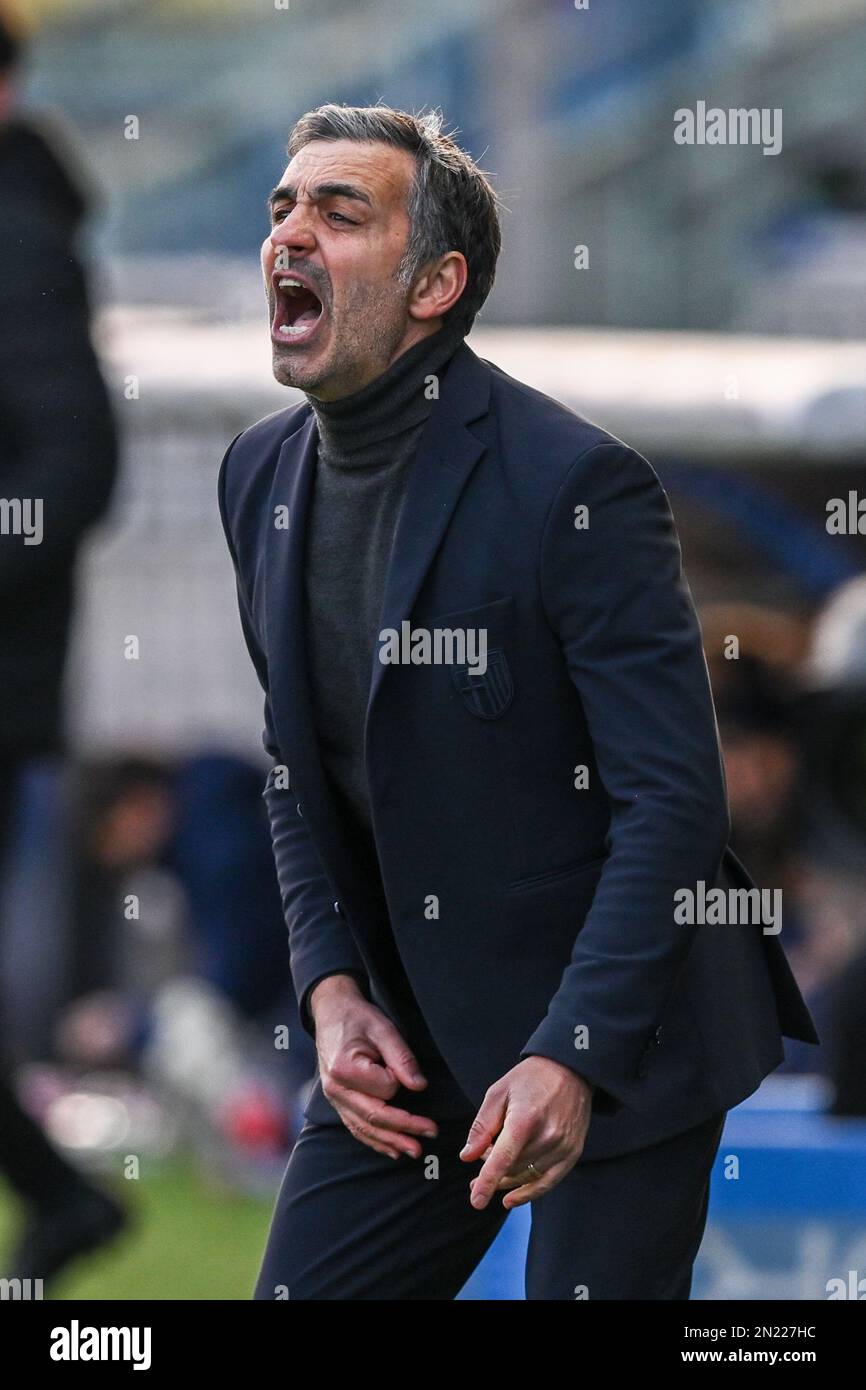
left=309, top=973, right=438, bottom=1159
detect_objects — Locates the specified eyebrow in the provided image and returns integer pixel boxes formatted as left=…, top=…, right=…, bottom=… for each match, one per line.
left=266, top=181, right=374, bottom=212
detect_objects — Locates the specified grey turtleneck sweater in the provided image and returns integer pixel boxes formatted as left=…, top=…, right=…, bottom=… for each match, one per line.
left=302, top=321, right=473, bottom=1117
left=303, top=321, right=466, bottom=832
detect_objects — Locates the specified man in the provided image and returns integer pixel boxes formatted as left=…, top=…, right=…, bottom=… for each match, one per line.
left=218, top=103, right=817, bottom=1300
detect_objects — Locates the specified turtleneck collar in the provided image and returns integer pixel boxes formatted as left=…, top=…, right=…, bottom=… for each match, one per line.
left=304, top=320, right=466, bottom=470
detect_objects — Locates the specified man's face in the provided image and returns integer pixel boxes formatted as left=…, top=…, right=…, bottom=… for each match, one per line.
left=262, top=139, right=423, bottom=400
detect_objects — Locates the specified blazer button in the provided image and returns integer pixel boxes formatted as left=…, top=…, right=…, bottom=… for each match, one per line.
left=334, top=900, right=345, bottom=918
left=296, top=802, right=303, bottom=817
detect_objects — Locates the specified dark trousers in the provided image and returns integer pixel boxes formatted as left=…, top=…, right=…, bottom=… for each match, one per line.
left=253, top=1107, right=726, bottom=1300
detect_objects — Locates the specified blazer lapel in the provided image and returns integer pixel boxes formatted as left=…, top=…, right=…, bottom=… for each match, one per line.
left=366, top=341, right=492, bottom=725
left=262, top=411, right=327, bottom=814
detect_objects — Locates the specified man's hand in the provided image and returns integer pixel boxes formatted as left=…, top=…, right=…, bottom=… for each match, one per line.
left=459, top=1056, right=593, bottom=1209
left=309, top=974, right=438, bottom=1159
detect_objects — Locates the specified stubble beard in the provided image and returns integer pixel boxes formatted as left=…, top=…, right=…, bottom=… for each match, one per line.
left=269, top=275, right=411, bottom=399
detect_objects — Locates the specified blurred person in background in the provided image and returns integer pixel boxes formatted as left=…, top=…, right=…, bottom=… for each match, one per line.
left=708, top=644, right=832, bottom=1075
left=704, top=594, right=866, bottom=1095
left=0, top=7, right=124, bottom=1283
left=56, top=753, right=310, bottom=1156
left=798, top=577, right=866, bottom=1114
left=711, top=654, right=804, bottom=887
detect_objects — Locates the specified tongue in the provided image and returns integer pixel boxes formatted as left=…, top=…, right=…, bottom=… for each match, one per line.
left=294, top=303, right=321, bottom=327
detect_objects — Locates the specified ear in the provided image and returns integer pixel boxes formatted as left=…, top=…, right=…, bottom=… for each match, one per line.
left=408, top=251, right=468, bottom=323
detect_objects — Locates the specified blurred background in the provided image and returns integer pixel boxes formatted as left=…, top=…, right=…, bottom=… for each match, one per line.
left=0, top=0, right=865, bottom=1300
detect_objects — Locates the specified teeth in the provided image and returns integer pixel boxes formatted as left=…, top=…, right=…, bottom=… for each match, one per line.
left=278, top=277, right=306, bottom=294
left=279, top=323, right=312, bottom=336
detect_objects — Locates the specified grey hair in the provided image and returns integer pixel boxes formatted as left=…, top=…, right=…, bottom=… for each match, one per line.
left=286, top=103, right=502, bottom=336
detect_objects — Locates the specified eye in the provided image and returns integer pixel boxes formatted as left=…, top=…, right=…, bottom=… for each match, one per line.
left=328, top=211, right=355, bottom=225
left=271, top=206, right=290, bottom=224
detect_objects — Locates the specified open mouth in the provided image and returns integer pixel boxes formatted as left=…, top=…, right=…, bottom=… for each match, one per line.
left=272, top=274, right=325, bottom=345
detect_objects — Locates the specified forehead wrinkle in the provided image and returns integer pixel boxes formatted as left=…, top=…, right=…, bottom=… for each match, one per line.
left=278, top=145, right=415, bottom=213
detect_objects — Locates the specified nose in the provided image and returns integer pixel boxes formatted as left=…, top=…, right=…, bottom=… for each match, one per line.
left=269, top=203, right=316, bottom=257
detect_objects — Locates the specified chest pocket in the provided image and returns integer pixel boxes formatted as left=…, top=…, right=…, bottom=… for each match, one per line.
left=418, top=593, right=515, bottom=721
left=451, top=648, right=513, bottom=719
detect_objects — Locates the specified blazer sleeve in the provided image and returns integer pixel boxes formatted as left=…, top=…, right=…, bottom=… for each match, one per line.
left=519, top=440, right=730, bottom=1108
left=217, top=438, right=368, bottom=1036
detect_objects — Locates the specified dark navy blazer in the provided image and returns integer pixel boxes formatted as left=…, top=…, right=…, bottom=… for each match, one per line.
left=218, top=340, right=818, bottom=1161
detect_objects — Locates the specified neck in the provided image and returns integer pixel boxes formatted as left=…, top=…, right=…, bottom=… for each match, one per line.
left=304, top=320, right=465, bottom=470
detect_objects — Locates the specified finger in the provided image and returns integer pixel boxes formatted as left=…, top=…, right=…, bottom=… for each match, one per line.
left=489, top=1170, right=539, bottom=1192
left=343, top=1110, right=417, bottom=1159
left=347, top=1096, right=438, bottom=1142
left=473, top=1162, right=551, bottom=1193
left=459, top=1088, right=508, bottom=1162
left=342, top=1116, right=402, bottom=1161
left=368, top=1019, right=428, bottom=1091
left=342, top=1097, right=437, bottom=1159
left=469, top=1116, right=534, bottom=1209
left=333, top=1050, right=402, bottom=1102
left=483, top=1144, right=561, bottom=1190
left=468, top=1125, right=572, bottom=1178
left=500, top=1158, right=572, bottom=1209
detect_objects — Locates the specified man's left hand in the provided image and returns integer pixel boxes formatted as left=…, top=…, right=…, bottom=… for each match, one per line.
left=459, top=1056, right=593, bottom=1209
